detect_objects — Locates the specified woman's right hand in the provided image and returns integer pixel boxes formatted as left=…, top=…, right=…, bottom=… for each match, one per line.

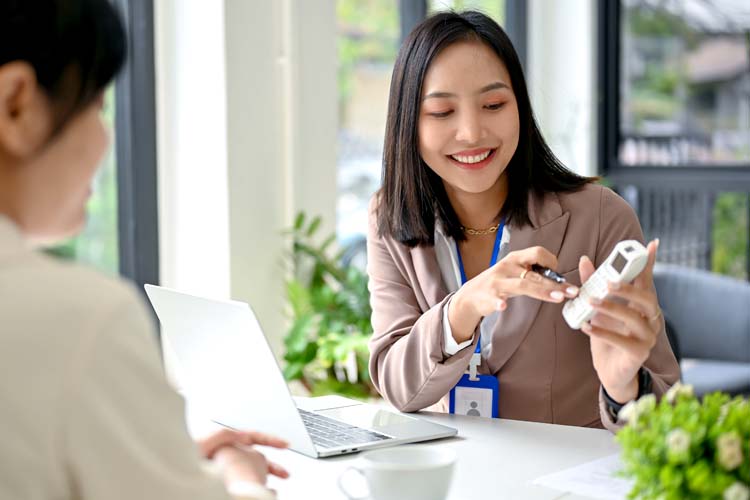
left=448, top=246, right=578, bottom=343
left=198, top=429, right=290, bottom=486
left=214, top=445, right=287, bottom=486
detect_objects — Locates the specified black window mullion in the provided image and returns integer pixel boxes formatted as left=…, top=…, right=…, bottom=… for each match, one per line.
left=399, top=0, right=427, bottom=43
left=504, top=0, right=527, bottom=70
left=112, top=0, right=160, bottom=293
left=599, top=0, right=620, bottom=178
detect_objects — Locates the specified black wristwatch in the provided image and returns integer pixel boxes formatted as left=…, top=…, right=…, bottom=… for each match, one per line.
left=603, top=368, right=653, bottom=421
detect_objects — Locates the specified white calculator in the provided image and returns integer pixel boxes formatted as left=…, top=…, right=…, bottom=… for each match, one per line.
left=563, top=240, right=649, bottom=330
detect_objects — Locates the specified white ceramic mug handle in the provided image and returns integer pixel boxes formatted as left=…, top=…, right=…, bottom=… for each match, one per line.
left=337, top=466, right=369, bottom=500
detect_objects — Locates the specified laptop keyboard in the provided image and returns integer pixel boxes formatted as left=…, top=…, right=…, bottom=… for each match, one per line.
left=298, top=409, right=392, bottom=449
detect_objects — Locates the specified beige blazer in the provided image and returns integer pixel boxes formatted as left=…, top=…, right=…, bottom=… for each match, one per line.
left=366, top=184, right=680, bottom=431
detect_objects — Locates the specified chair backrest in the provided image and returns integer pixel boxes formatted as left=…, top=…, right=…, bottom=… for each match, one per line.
left=653, top=264, right=750, bottom=362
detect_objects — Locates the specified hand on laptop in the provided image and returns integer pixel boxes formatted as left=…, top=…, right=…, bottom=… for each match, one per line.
left=215, top=445, right=287, bottom=486
left=199, top=429, right=290, bottom=458
left=199, top=429, right=290, bottom=485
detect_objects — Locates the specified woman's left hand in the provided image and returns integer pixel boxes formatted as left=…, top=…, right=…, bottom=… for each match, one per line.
left=578, top=239, right=661, bottom=404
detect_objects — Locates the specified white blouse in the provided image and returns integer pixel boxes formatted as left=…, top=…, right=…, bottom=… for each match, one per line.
left=434, top=219, right=511, bottom=358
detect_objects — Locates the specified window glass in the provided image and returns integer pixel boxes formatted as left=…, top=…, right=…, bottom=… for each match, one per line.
left=46, top=87, right=119, bottom=275
left=712, top=192, right=748, bottom=279
left=336, top=0, right=399, bottom=246
left=620, top=0, right=750, bottom=166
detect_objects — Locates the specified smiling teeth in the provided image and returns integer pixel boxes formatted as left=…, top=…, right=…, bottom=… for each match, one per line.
left=451, top=150, right=491, bottom=164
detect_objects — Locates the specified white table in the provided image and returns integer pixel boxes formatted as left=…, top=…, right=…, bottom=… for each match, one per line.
left=257, top=412, right=620, bottom=500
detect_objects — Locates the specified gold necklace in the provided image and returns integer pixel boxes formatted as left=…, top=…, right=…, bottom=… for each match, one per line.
left=460, top=221, right=501, bottom=236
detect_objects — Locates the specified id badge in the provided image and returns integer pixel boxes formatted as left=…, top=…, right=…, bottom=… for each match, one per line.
left=450, top=229, right=502, bottom=419
left=449, top=373, right=499, bottom=418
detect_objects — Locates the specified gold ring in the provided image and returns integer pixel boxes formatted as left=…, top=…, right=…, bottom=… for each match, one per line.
left=520, top=269, right=529, bottom=280
left=648, top=308, right=662, bottom=322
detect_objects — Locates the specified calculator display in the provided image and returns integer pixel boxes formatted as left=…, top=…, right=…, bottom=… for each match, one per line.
left=612, top=253, right=627, bottom=273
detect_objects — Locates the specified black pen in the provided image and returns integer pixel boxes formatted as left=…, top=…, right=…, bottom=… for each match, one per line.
left=531, top=264, right=566, bottom=284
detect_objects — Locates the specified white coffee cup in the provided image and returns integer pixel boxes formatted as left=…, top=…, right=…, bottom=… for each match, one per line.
left=337, top=445, right=456, bottom=500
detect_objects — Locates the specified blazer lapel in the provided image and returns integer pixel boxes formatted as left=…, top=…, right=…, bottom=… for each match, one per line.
left=486, top=191, right=570, bottom=372
left=409, top=244, right=450, bottom=311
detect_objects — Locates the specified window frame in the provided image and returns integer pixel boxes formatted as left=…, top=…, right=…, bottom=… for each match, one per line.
left=112, top=0, right=160, bottom=291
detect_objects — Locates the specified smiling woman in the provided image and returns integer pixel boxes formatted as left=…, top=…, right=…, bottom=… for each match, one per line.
left=367, top=10, right=680, bottom=431
left=418, top=41, right=518, bottom=202
left=378, top=13, right=593, bottom=248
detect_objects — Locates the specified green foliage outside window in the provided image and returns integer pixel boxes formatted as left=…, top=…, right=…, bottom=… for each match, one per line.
left=626, top=5, right=693, bottom=42
left=712, top=193, right=749, bottom=280
left=282, top=213, right=377, bottom=400
left=45, top=87, right=119, bottom=275
left=428, top=0, right=504, bottom=24
left=337, top=0, right=399, bottom=120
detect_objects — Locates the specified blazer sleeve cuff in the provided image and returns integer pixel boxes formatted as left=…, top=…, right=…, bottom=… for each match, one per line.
left=598, top=386, right=625, bottom=433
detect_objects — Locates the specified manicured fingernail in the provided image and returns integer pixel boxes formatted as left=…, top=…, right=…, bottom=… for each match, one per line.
left=654, top=238, right=660, bottom=249
left=550, top=291, right=564, bottom=300
left=608, top=281, right=620, bottom=290
left=566, top=286, right=579, bottom=296
left=589, top=297, right=601, bottom=305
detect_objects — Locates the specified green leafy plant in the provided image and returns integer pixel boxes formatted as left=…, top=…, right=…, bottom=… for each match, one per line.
left=617, top=383, right=750, bottom=500
left=712, top=193, right=749, bottom=280
left=282, top=212, right=377, bottom=399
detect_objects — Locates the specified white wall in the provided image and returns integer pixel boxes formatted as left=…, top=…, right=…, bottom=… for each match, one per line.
left=155, top=0, right=338, bottom=356
left=527, top=0, right=598, bottom=177
left=224, top=0, right=338, bottom=355
left=155, top=0, right=230, bottom=299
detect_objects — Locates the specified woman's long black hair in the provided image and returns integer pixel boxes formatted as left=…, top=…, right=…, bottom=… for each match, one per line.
left=377, top=10, right=596, bottom=247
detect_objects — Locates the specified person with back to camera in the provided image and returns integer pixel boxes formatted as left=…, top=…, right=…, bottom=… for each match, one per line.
left=0, top=1, right=289, bottom=498
left=367, top=11, right=680, bottom=430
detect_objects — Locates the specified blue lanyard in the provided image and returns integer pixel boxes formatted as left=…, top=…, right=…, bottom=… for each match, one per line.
left=455, top=218, right=505, bottom=354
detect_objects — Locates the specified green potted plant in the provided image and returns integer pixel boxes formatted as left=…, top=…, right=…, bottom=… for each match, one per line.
left=282, top=212, right=378, bottom=399
left=617, top=383, right=750, bottom=499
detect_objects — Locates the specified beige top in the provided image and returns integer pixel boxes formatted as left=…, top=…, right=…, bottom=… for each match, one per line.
left=0, top=216, right=269, bottom=500
left=367, top=184, right=681, bottom=431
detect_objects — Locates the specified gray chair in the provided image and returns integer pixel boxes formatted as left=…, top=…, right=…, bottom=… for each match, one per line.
left=653, top=264, right=750, bottom=396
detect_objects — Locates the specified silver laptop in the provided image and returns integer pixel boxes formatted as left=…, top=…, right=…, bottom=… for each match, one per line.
left=144, top=285, right=457, bottom=458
